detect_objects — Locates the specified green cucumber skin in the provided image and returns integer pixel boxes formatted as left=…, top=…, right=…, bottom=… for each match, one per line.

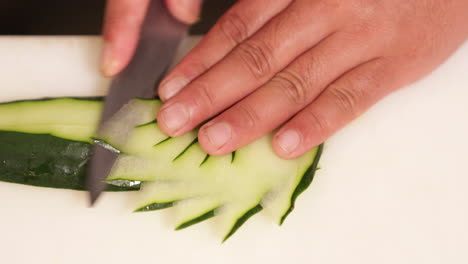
left=231, top=151, right=236, bottom=163
left=199, top=154, right=210, bottom=167
left=172, top=138, right=199, bottom=162
left=175, top=209, right=217, bottom=231
left=280, top=143, right=324, bottom=225
left=0, top=131, right=138, bottom=191
left=223, top=204, right=263, bottom=242
left=135, top=201, right=176, bottom=212
left=135, top=120, right=157, bottom=128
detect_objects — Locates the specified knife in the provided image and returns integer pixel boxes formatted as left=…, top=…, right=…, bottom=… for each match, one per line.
left=86, top=0, right=188, bottom=205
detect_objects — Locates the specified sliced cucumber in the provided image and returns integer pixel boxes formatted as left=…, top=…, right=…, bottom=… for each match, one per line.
left=173, top=196, right=221, bottom=230
left=221, top=204, right=263, bottom=242
left=122, top=123, right=168, bottom=154
left=0, top=97, right=323, bottom=241
left=0, top=131, right=138, bottom=191
left=96, top=99, right=161, bottom=149
left=0, top=98, right=101, bottom=142
left=106, top=130, right=198, bottom=182
left=114, top=131, right=321, bottom=239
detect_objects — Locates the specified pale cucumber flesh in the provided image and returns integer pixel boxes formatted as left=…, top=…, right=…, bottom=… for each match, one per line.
left=0, top=98, right=323, bottom=241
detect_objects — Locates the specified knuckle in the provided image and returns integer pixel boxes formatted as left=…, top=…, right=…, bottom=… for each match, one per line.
left=217, top=11, right=249, bottom=45
left=272, top=71, right=309, bottom=106
left=193, top=82, right=217, bottom=110
left=301, top=111, right=330, bottom=139
left=235, top=104, right=261, bottom=129
left=235, top=41, right=274, bottom=80
left=328, top=83, right=363, bottom=115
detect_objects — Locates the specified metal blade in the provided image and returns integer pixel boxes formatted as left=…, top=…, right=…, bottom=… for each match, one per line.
left=86, top=0, right=188, bottom=205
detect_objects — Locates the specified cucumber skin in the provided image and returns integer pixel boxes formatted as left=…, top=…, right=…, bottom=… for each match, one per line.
left=0, top=131, right=138, bottom=191
left=135, top=201, right=175, bottom=212
left=280, top=143, right=324, bottom=225
left=175, top=209, right=217, bottom=231
left=223, top=204, right=263, bottom=242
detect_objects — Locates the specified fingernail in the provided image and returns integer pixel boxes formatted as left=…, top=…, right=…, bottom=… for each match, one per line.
left=159, top=77, right=189, bottom=101
left=100, top=42, right=120, bottom=77
left=277, top=130, right=301, bottom=154
left=159, top=103, right=190, bottom=134
left=203, top=122, right=232, bottom=150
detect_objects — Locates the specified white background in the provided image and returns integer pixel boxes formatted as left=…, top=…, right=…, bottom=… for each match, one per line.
left=0, top=36, right=466, bottom=263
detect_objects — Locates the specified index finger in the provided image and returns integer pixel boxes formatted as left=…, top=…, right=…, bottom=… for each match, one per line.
left=101, top=0, right=150, bottom=77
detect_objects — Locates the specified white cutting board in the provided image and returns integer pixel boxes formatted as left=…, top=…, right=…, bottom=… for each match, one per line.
left=0, top=36, right=467, bottom=264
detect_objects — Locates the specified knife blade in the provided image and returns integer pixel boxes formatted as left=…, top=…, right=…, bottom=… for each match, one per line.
left=86, top=0, right=188, bottom=205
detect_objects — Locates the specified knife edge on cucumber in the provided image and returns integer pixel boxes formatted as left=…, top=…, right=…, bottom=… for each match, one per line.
left=0, top=97, right=323, bottom=241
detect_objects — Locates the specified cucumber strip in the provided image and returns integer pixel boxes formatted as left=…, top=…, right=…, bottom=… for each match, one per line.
left=222, top=204, right=263, bottom=242
left=175, top=209, right=216, bottom=230
left=106, top=131, right=198, bottom=182
left=172, top=142, right=210, bottom=168
left=135, top=120, right=157, bottom=128
left=135, top=201, right=175, bottom=212
left=173, top=196, right=223, bottom=229
left=0, top=98, right=102, bottom=142
left=280, top=143, right=324, bottom=225
left=172, top=138, right=198, bottom=162
left=96, top=99, right=162, bottom=150
left=135, top=181, right=217, bottom=210
left=151, top=132, right=199, bottom=160
left=199, top=155, right=210, bottom=167
left=123, top=123, right=169, bottom=155
left=154, top=137, right=171, bottom=146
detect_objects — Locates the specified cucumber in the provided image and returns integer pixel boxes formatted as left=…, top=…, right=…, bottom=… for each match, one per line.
left=0, top=130, right=138, bottom=191
left=0, top=98, right=101, bottom=142
left=0, top=97, right=323, bottom=241
left=95, top=99, right=162, bottom=150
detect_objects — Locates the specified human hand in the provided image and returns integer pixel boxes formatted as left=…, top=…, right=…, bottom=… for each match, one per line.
left=155, top=0, right=468, bottom=159
left=100, top=0, right=202, bottom=76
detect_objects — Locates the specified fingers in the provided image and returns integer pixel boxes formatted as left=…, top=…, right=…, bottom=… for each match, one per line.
left=101, top=0, right=201, bottom=77
left=159, top=0, right=292, bottom=101
left=197, top=32, right=376, bottom=155
left=165, top=0, right=202, bottom=25
left=101, top=0, right=150, bottom=77
left=273, top=58, right=395, bottom=159
left=158, top=1, right=341, bottom=137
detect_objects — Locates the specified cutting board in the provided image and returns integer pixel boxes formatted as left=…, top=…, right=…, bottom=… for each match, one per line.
left=0, top=36, right=467, bottom=264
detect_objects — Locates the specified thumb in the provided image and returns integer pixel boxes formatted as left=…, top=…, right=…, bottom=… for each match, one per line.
left=165, top=0, right=203, bottom=24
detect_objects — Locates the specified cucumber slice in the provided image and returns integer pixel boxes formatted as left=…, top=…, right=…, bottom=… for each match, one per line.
left=123, top=123, right=168, bottom=155
left=96, top=99, right=162, bottom=149
left=126, top=132, right=321, bottom=240
left=221, top=204, right=263, bottom=242
left=173, top=196, right=221, bottom=230
left=0, top=97, right=323, bottom=241
left=0, top=98, right=101, bottom=142
left=106, top=130, right=198, bottom=182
